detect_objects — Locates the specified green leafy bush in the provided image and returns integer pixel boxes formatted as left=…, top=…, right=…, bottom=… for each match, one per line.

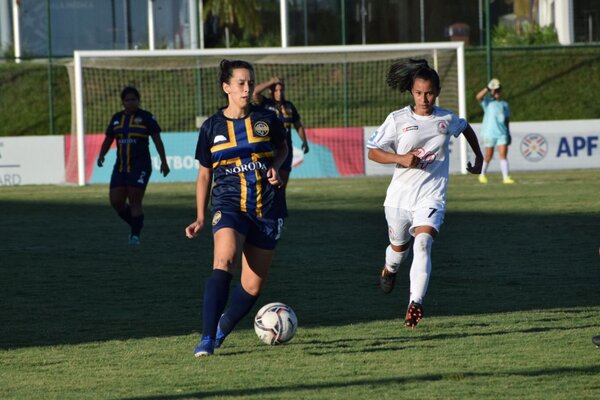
left=493, top=22, right=559, bottom=46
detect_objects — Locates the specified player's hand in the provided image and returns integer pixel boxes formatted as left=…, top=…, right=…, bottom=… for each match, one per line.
left=301, top=142, right=309, bottom=154
left=401, top=152, right=421, bottom=168
left=185, top=220, right=204, bottom=239
left=97, top=156, right=104, bottom=167
left=267, top=167, right=282, bottom=187
left=160, top=162, right=170, bottom=177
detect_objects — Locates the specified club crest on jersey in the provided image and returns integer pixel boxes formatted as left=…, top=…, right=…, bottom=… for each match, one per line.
left=437, top=121, right=449, bottom=134
left=134, top=117, right=143, bottom=124
left=212, top=211, right=222, bottom=226
left=253, top=121, right=269, bottom=137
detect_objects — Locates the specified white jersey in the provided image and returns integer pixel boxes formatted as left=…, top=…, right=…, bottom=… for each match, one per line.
left=367, top=105, right=467, bottom=210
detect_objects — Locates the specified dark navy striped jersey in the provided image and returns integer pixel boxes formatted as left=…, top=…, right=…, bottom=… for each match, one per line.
left=105, top=109, right=161, bottom=172
left=195, top=106, right=287, bottom=217
left=260, top=98, right=300, bottom=147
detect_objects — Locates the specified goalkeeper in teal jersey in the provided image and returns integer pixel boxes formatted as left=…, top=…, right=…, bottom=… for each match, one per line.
left=476, top=78, right=514, bottom=184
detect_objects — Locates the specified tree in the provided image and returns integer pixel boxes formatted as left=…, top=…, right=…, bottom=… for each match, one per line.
left=203, top=0, right=264, bottom=47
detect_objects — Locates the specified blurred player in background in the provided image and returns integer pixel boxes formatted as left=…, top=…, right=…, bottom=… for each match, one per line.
left=475, top=78, right=514, bottom=184
left=186, top=59, right=288, bottom=357
left=367, top=59, right=483, bottom=328
left=253, top=76, right=309, bottom=193
left=97, top=86, right=170, bottom=245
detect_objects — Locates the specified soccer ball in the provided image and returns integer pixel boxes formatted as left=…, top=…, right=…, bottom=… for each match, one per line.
left=254, top=302, right=298, bottom=345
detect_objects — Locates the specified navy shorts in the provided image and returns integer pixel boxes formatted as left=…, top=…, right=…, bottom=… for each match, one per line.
left=110, top=166, right=152, bottom=189
left=211, top=209, right=284, bottom=250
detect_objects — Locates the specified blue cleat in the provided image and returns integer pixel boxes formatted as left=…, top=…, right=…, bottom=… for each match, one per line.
left=215, top=321, right=227, bottom=349
left=128, top=235, right=141, bottom=245
left=193, top=336, right=214, bottom=357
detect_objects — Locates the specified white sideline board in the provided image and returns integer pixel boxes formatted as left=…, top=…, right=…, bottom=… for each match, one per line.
left=0, top=136, right=65, bottom=186
left=364, top=119, right=600, bottom=176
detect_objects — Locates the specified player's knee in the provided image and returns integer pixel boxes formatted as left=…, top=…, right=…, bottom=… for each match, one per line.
left=413, top=233, right=433, bottom=257
left=241, top=280, right=262, bottom=297
left=391, top=242, right=410, bottom=252
left=214, top=257, right=238, bottom=270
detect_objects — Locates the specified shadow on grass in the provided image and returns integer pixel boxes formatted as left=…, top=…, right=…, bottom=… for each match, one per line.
left=1, top=198, right=599, bottom=349
left=122, top=365, right=600, bottom=400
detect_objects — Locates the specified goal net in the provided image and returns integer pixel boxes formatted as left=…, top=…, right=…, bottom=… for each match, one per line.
left=66, top=44, right=466, bottom=185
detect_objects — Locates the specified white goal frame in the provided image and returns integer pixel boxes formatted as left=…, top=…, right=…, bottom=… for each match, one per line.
left=73, top=43, right=467, bottom=186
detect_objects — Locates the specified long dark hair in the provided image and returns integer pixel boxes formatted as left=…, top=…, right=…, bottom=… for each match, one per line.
left=386, top=59, right=441, bottom=94
left=218, top=59, right=255, bottom=99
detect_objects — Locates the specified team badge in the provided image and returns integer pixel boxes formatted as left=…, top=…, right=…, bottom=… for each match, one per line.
left=212, top=211, right=222, bottom=226
left=437, top=121, right=448, bottom=134
left=253, top=121, right=270, bottom=137
left=134, top=117, right=143, bottom=124
left=520, top=133, right=548, bottom=162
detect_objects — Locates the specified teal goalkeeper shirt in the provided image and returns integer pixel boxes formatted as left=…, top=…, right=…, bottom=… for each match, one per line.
left=480, top=97, right=511, bottom=138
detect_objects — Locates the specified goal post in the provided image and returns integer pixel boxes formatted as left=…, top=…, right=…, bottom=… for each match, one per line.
left=68, top=43, right=467, bottom=186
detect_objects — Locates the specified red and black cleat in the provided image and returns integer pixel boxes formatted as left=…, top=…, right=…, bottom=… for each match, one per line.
left=404, top=301, right=423, bottom=328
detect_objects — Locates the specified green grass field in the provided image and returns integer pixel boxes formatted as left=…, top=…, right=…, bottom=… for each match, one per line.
left=1, top=170, right=599, bottom=399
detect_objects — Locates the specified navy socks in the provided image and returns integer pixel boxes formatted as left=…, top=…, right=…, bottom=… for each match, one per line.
left=202, top=269, right=233, bottom=338
left=130, top=214, right=144, bottom=236
left=117, top=206, right=132, bottom=226
left=219, top=285, right=259, bottom=337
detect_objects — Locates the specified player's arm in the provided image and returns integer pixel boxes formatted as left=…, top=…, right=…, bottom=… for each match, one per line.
left=461, top=124, right=484, bottom=174
left=252, top=77, right=281, bottom=104
left=97, top=135, right=114, bottom=167
left=367, top=147, right=420, bottom=168
left=150, top=132, right=170, bottom=177
left=293, top=120, right=309, bottom=153
left=475, top=86, right=488, bottom=102
left=185, top=165, right=212, bottom=239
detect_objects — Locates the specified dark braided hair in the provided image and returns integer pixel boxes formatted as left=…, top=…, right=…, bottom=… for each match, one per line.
left=386, top=59, right=441, bottom=94
left=218, top=59, right=255, bottom=99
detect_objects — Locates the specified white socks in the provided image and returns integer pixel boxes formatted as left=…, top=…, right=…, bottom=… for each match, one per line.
left=481, top=160, right=489, bottom=176
left=385, top=245, right=409, bottom=273
left=409, top=233, right=433, bottom=304
left=500, top=159, right=510, bottom=179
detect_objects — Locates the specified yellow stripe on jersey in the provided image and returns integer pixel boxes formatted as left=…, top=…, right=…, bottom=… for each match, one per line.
left=126, top=140, right=131, bottom=172
left=212, top=157, right=248, bottom=212
left=253, top=151, right=274, bottom=159
left=252, top=154, right=263, bottom=217
left=129, top=114, right=146, bottom=129
left=236, top=158, right=248, bottom=212
left=113, top=114, right=126, bottom=130
left=211, top=120, right=238, bottom=153
left=129, top=133, right=148, bottom=138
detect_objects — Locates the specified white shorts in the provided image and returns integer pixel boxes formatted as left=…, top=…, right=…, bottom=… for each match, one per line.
left=385, top=203, right=445, bottom=246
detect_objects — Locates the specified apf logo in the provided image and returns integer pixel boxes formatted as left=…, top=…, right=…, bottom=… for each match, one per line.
left=520, top=133, right=548, bottom=162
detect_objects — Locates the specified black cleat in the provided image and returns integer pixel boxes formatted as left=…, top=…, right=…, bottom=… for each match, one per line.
left=593, top=336, right=600, bottom=347
left=404, top=301, right=423, bottom=328
left=380, top=266, right=397, bottom=293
